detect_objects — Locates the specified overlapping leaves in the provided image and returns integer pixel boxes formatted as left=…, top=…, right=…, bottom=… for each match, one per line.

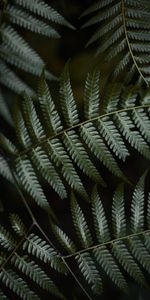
left=0, top=66, right=150, bottom=212
left=82, top=0, right=150, bottom=84
left=0, top=213, right=67, bottom=299
left=51, top=171, right=150, bottom=297
left=0, top=0, right=72, bottom=96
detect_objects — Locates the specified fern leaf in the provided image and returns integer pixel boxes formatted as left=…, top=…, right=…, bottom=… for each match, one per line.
left=0, top=89, right=13, bottom=125
left=0, top=45, right=54, bottom=80
left=76, top=252, right=102, bottom=295
left=0, top=133, right=17, bottom=155
left=80, top=122, right=124, bottom=178
left=7, top=5, right=60, bottom=38
left=84, top=69, right=100, bottom=119
left=116, top=111, right=150, bottom=160
left=131, top=171, right=147, bottom=233
left=71, top=193, right=93, bottom=248
left=46, top=138, right=88, bottom=199
left=91, top=186, right=110, bottom=243
left=0, top=225, right=16, bottom=250
left=15, top=156, right=50, bottom=211
left=129, top=237, right=150, bottom=274
left=51, top=223, right=77, bottom=254
left=2, top=70, right=150, bottom=211
left=98, top=117, right=129, bottom=161
left=9, top=214, right=26, bottom=237
left=38, top=74, right=63, bottom=135
left=0, top=154, right=13, bottom=182
left=14, top=0, right=73, bottom=28
left=13, top=108, right=32, bottom=149
left=23, top=233, right=67, bottom=274
left=112, top=184, right=126, bottom=238
left=21, top=94, right=45, bottom=142
left=63, top=130, right=104, bottom=184
left=112, top=240, right=146, bottom=285
left=81, top=0, right=116, bottom=17
left=0, top=269, right=40, bottom=300
left=11, top=254, right=65, bottom=299
left=132, top=108, right=150, bottom=143
left=0, top=60, right=34, bottom=95
left=82, top=0, right=150, bottom=83
left=31, top=146, right=67, bottom=199
left=94, top=245, right=127, bottom=292
left=147, top=193, right=150, bottom=229
left=1, top=25, right=44, bottom=67
left=60, top=64, right=79, bottom=127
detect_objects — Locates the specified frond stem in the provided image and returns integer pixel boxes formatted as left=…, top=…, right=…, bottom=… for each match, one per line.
left=11, top=104, right=150, bottom=159
left=63, top=228, right=150, bottom=259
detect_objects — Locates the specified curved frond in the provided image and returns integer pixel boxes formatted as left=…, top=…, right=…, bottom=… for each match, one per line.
left=0, top=217, right=67, bottom=299
left=1, top=69, right=150, bottom=211
left=0, top=0, right=72, bottom=96
left=50, top=172, right=150, bottom=296
left=82, top=0, right=150, bottom=84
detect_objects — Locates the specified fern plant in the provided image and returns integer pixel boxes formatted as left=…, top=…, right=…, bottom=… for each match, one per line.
left=0, top=66, right=150, bottom=213
left=82, top=0, right=150, bottom=84
left=0, top=0, right=150, bottom=299
left=0, top=0, right=72, bottom=96
left=0, top=172, right=150, bottom=299
left=0, top=213, right=68, bottom=299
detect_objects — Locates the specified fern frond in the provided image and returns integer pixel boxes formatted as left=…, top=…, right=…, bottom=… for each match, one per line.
left=0, top=0, right=72, bottom=95
left=7, top=5, right=60, bottom=38
left=51, top=172, right=150, bottom=296
left=94, top=245, right=128, bottom=292
left=14, top=0, right=73, bottom=28
left=1, top=69, right=150, bottom=210
left=80, top=122, right=125, bottom=178
left=11, top=254, right=65, bottom=299
left=112, top=184, right=126, bottom=238
left=71, top=193, right=93, bottom=248
left=51, top=223, right=77, bottom=254
left=131, top=171, right=147, bottom=233
left=84, top=68, right=100, bottom=120
left=1, top=25, right=44, bottom=67
left=0, top=154, right=13, bottom=182
left=91, top=186, right=110, bottom=243
left=112, top=240, right=146, bottom=286
left=0, top=269, right=40, bottom=300
left=0, top=60, right=34, bottom=96
left=82, top=0, right=150, bottom=84
left=9, top=214, right=26, bottom=237
left=23, top=233, right=67, bottom=274
left=76, top=252, right=102, bottom=295
left=60, top=64, right=79, bottom=127
left=38, top=74, right=63, bottom=135
left=0, top=225, right=16, bottom=250
left=15, top=156, right=50, bottom=211
left=0, top=89, right=13, bottom=125
left=0, top=216, right=67, bottom=299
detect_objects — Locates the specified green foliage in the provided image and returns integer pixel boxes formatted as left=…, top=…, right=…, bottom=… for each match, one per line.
left=50, top=172, right=150, bottom=297
left=0, top=214, right=67, bottom=299
left=0, top=172, right=150, bottom=299
left=0, top=0, right=150, bottom=299
left=0, top=67, right=150, bottom=212
left=0, top=0, right=71, bottom=96
left=82, top=0, right=150, bottom=84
